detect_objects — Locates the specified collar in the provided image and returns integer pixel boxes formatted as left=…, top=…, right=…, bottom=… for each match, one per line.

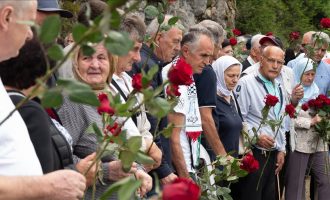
left=247, top=55, right=256, bottom=65
left=141, top=43, right=164, bottom=67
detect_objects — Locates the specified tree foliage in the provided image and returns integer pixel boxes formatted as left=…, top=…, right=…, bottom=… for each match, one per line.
left=236, top=0, right=330, bottom=47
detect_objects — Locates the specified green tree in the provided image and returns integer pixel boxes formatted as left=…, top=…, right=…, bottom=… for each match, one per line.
left=236, top=0, right=330, bottom=47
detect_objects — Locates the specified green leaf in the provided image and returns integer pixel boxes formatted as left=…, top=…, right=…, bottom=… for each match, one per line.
left=39, top=15, right=61, bottom=44
left=136, top=151, right=155, bottom=165
left=168, top=16, right=179, bottom=26
left=119, top=150, right=136, bottom=172
left=144, top=5, right=159, bottom=18
left=109, top=9, right=121, bottom=29
left=57, top=79, right=100, bottom=106
left=127, top=136, right=142, bottom=152
left=86, top=122, right=104, bottom=142
left=85, top=31, right=103, bottom=43
left=41, top=87, right=63, bottom=108
left=160, top=123, right=174, bottom=138
left=81, top=45, right=95, bottom=56
left=72, top=23, right=88, bottom=42
left=47, top=44, right=64, bottom=61
left=226, top=175, right=238, bottom=181
left=145, top=97, right=171, bottom=118
left=99, top=177, right=135, bottom=200
left=118, top=178, right=141, bottom=200
left=157, top=13, right=165, bottom=24
left=105, top=31, right=134, bottom=56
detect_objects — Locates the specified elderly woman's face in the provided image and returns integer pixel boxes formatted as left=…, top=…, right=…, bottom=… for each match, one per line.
left=77, top=44, right=110, bottom=85
left=301, top=70, right=315, bottom=87
left=224, top=64, right=241, bottom=91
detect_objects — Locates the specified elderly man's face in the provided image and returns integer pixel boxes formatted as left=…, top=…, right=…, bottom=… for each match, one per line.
left=1, top=1, right=37, bottom=61
left=118, top=40, right=142, bottom=73
left=313, top=43, right=328, bottom=63
left=155, top=27, right=183, bottom=62
left=259, top=46, right=285, bottom=81
left=183, top=35, right=214, bottom=74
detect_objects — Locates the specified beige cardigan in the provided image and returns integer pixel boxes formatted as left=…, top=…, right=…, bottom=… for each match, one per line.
left=292, top=109, right=328, bottom=153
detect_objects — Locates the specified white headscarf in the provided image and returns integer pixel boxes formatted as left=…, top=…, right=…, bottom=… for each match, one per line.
left=212, top=55, right=242, bottom=96
left=293, top=57, right=319, bottom=104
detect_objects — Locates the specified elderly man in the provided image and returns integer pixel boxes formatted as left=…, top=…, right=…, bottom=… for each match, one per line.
left=189, top=21, right=228, bottom=161
left=241, top=34, right=265, bottom=71
left=130, top=15, right=184, bottom=185
left=236, top=46, right=287, bottom=200
left=0, top=1, right=86, bottom=199
left=289, top=31, right=330, bottom=96
left=163, top=28, right=214, bottom=178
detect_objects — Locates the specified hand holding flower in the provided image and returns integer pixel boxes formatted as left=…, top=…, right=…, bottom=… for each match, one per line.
left=275, top=151, right=285, bottom=175
left=257, top=134, right=275, bottom=149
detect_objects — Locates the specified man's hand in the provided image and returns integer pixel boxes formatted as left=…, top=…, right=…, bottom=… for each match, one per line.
left=311, top=114, right=322, bottom=126
left=275, top=151, right=285, bottom=175
left=75, top=152, right=98, bottom=187
left=134, top=170, right=153, bottom=197
left=291, top=84, right=304, bottom=105
left=108, top=161, right=137, bottom=181
left=145, top=139, right=162, bottom=171
left=43, top=170, right=86, bottom=200
left=160, top=173, right=178, bottom=185
left=257, top=134, right=275, bottom=149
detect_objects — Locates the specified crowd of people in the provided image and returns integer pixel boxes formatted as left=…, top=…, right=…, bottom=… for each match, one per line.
left=0, top=0, right=330, bottom=200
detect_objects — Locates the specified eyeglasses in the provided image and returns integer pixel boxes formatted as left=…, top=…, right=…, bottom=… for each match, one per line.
left=263, top=56, right=285, bottom=66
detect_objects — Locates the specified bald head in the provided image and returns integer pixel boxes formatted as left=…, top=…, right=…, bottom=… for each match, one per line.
left=259, top=46, right=285, bottom=81
left=302, top=31, right=316, bottom=45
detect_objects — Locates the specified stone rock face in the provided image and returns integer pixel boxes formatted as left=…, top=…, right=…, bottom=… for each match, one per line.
left=166, top=0, right=236, bottom=29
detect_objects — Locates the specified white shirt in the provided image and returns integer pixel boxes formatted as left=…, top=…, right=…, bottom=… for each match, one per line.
left=0, top=79, right=42, bottom=175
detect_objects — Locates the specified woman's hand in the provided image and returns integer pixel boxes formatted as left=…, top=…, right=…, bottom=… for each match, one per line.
left=311, top=114, right=322, bottom=126
left=134, top=170, right=153, bottom=197
left=108, top=161, right=137, bottom=181
left=75, top=152, right=98, bottom=187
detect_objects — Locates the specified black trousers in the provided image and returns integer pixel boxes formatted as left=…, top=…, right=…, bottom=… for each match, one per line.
left=234, top=148, right=277, bottom=200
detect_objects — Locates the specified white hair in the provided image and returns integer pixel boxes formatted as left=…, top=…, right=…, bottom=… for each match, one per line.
left=146, top=14, right=184, bottom=37
left=0, top=0, right=35, bottom=17
left=313, top=31, right=330, bottom=44
left=251, top=34, right=264, bottom=48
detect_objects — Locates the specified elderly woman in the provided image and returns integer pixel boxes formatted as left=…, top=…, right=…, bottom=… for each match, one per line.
left=57, top=43, right=153, bottom=199
left=285, top=58, right=330, bottom=200
left=212, top=55, right=243, bottom=158
left=218, top=39, right=234, bottom=57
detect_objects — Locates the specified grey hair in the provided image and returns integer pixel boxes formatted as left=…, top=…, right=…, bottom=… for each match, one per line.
left=312, top=31, right=330, bottom=45
left=251, top=34, right=264, bottom=48
left=146, top=14, right=184, bottom=37
left=119, top=14, right=146, bottom=42
left=196, top=20, right=224, bottom=46
left=181, top=27, right=214, bottom=51
left=0, top=0, right=35, bottom=17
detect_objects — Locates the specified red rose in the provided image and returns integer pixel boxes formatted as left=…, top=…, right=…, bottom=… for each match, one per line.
left=308, top=99, right=316, bottom=107
left=168, top=57, right=193, bottom=86
left=317, top=94, right=327, bottom=102
left=320, top=18, right=330, bottom=28
left=162, top=178, right=200, bottom=200
left=106, top=122, right=121, bottom=137
left=232, top=28, right=241, bottom=36
left=229, top=37, right=237, bottom=46
left=240, top=153, right=259, bottom=173
left=166, top=84, right=181, bottom=97
left=264, top=94, right=279, bottom=107
left=265, top=32, right=273, bottom=36
left=132, top=73, right=143, bottom=91
left=314, top=99, right=323, bottom=109
left=186, top=131, right=201, bottom=142
left=301, top=103, right=309, bottom=111
left=324, top=98, right=330, bottom=105
left=289, top=31, right=300, bottom=40
left=168, top=0, right=176, bottom=4
left=97, top=93, right=115, bottom=115
left=285, top=104, right=296, bottom=118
